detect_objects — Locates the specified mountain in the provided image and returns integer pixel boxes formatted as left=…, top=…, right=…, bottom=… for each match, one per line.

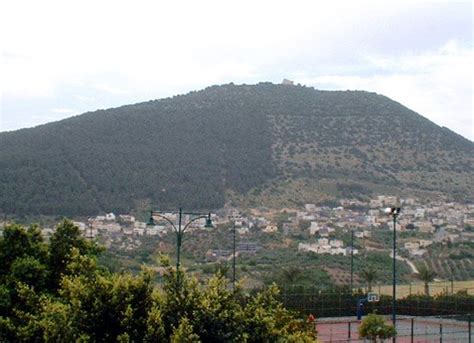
left=1, top=83, right=473, bottom=216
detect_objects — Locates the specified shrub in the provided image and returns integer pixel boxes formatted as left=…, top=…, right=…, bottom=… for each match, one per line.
left=358, top=313, right=396, bottom=342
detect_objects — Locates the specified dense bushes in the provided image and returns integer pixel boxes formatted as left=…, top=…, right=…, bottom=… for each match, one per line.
left=0, top=222, right=316, bottom=342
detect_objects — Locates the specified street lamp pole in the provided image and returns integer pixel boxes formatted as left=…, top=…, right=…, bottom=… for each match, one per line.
left=228, top=214, right=239, bottom=291
left=385, top=207, right=401, bottom=335
left=350, top=229, right=354, bottom=295
left=147, top=208, right=213, bottom=283
left=232, top=220, right=236, bottom=290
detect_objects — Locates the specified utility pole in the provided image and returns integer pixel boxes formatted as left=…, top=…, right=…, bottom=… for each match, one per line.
left=450, top=265, right=454, bottom=295
left=232, top=219, right=236, bottom=290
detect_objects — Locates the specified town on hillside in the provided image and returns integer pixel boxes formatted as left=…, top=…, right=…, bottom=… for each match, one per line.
left=8, top=195, right=470, bottom=266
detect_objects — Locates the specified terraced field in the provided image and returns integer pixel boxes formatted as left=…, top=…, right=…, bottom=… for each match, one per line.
left=418, top=257, right=474, bottom=280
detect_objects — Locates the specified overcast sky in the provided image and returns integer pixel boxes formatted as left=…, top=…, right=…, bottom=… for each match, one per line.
left=1, top=1, right=472, bottom=140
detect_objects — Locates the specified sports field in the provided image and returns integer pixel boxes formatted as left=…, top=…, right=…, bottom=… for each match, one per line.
left=316, top=315, right=473, bottom=342
left=376, top=280, right=474, bottom=298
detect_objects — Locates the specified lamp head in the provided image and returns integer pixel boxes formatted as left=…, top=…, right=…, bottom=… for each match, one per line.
left=146, top=213, right=155, bottom=226
left=384, top=207, right=401, bottom=216
left=204, top=213, right=214, bottom=228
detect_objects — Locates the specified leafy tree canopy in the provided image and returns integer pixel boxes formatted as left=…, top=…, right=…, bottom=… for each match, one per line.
left=0, top=222, right=316, bottom=342
left=358, top=313, right=396, bottom=342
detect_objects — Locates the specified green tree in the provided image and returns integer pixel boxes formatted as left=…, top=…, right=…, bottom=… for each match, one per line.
left=10, top=256, right=48, bottom=290
left=0, top=224, right=48, bottom=281
left=170, top=317, right=200, bottom=343
left=417, top=266, right=436, bottom=296
left=280, top=266, right=303, bottom=285
left=0, top=222, right=317, bottom=342
left=243, top=284, right=316, bottom=342
left=58, top=264, right=155, bottom=341
left=143, top=303, right=166, bottom=342
left=48, top=220, right=100, bottom=290
left=360, top=266, right=378, bottom=292
left=358, top=313, right=396, bottom=342
left=214, top=262, right=230, bottom=278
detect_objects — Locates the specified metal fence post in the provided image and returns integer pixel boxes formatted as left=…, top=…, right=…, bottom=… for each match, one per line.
left=348, top=321, right=351, bottom=340
left=468, top=314, right=471, bottom=343
left=411, top=318, right=414, bottom=343
left=439, top=323, right=443, bottom=343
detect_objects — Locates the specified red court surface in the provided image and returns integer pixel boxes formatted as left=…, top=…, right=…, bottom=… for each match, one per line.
left=315, top=316, right=472, bottom=342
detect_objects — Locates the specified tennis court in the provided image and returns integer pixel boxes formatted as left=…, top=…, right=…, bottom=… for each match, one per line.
left=315, top=314, right=472, bottom=342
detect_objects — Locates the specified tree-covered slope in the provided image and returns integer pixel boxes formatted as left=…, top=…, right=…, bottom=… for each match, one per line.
left=0, top=83, right=472, bottom=215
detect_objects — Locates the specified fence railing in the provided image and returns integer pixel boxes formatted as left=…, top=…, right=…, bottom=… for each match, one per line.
left=277, top=287, right=474, bottom=317
left=315, top=314, right=473, bottom=343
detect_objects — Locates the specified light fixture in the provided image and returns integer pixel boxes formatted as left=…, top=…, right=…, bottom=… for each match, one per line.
left=384, top=207, right=401, bottom=215
left=146, top=212, right=155, bottom=226
left=204, top=213, right=213, bottom=228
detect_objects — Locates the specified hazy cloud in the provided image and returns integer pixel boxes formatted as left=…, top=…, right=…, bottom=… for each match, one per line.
left=50, top=108, right=76, bottom=114
left=297, top=40, right=473, bottom=140
left=1, top=0, right=472, bottom=139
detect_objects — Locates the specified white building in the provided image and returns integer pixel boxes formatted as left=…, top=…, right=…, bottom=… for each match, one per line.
left=263, top=225, right=278, bottom=233
left=384, top=196, right=398, bottom=206
left=370, top=199, right=383, bottom=208
left=84, top=228, right=98, bottom=239
left=119, top=215, right=135, bottom=222
left=123, top=228, right=133, bottom=235
left=73, top=221, right=86, bottom=230
left=309, top=222, right=319, bottom=235
left=237, top=227, right=250, bottom=235
left=146, top=228, right=160, bottom=236
left=133, top=228, right=145, bottom=236
left=302, top=215, right=316, bottom=221
left=104, top=223, right=121, bottom=232
left=415, top=208, right=425, bottom=219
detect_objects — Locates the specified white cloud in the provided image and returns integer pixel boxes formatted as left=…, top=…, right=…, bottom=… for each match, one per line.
left=0, top=1, right=472, bottom=138
left=92, top=84, right=129, bottom=95
left=50, top=107, right=76, bottom=114
left=297, top=41, right=473, bottom=140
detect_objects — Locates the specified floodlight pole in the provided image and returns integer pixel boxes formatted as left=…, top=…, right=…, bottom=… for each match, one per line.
left=392, top=213, right=397, bottom=328
left=385, top=207, right=401, bottom=341
left=350, top=229, right=354, bottom=295
left=232, top=220, right=236, bottom=290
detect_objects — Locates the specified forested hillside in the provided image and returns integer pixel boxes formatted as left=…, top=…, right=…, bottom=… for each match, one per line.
left=1, top=83, right=472, bottom=215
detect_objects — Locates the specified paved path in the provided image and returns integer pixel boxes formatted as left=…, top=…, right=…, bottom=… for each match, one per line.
left=389, top=251, right=419, bottom=274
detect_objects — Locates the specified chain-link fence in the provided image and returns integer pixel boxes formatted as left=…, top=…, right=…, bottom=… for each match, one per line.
left=315, top=314, right=472, bottom=342
left=277, top=287, right=474, bottom=317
